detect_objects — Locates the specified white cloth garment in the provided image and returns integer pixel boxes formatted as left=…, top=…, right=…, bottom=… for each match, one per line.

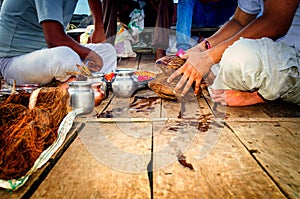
left=0, top=43, right=117, bottom=86
left=210, top=38, right=300, bottom=105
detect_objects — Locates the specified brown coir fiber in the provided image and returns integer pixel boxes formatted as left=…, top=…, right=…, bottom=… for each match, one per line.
left=0, top=108, right=55, bottom=180
left=0, top=87, right=70, bottom=180
left=32, top=87, right=70, bottom=129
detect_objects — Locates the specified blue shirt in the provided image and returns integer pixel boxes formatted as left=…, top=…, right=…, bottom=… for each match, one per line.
left=238, top=0, right=300, bottom=50
left=0, top=0, right=78, bottom=57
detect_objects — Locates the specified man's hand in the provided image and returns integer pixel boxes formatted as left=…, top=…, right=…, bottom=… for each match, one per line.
left=84, top=50, right=103, bottom=73
left=167, top=51, right=214, bottom=96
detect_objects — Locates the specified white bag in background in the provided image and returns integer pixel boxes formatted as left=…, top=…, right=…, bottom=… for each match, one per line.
left=80, top=25, right=94, bottom=44
left=114, top=23, right=137, bottom=58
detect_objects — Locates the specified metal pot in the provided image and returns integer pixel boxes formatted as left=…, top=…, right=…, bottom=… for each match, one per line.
left=111, top=69, right=139, bottom=98
left=16, top=84, right=39, bottom=93
left=68, top=81, right=94, bottom=114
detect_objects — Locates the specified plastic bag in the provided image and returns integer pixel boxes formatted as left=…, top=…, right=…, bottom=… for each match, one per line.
left=114, top=23, right=137, bottom=58
left=128, top=9, right=145, bottom=37
left=80, top=25, right=94, bottom=44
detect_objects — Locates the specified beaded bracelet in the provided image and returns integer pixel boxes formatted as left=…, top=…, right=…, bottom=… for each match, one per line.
left=204, top=39, right=212, bottom=49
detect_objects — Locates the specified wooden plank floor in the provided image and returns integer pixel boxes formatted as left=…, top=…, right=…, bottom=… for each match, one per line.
left=1, top=53, right=299, bottom=198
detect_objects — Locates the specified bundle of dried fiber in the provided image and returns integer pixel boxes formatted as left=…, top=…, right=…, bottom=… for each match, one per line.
left=0, top=103, right=28, bottom=128
left=0, top=87, right=70, bottom=180
left=2, top=91, right=31, bottom=107
left=29, top=87, right=70, bottom=129
left=0, top=108, right=56, bottom=180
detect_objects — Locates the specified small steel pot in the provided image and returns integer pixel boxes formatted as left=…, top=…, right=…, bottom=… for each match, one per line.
left=111, top=69, right=139, bottom=98
left=68, top=81, right=94, bottom=114
left=16, top=84, right=39, bottom=93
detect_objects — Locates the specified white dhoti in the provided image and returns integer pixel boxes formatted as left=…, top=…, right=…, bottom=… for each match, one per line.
left=210, top=37, right=300, bottom=105
left=0, top=43, right=117, bottom=86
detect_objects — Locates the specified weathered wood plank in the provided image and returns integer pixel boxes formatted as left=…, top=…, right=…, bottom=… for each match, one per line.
left=117, top=55, right=141, bottom=70
left=258, top=100, right=300, bottom=117
left=138, top=54, right=161, bottom=73
left=227, top=121, right=300, bottom=199
left=31, top=122, right=152, bottom=199
left=152, top=124, right=286, bottom=198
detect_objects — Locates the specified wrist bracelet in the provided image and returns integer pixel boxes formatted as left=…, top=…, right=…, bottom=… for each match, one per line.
left=204, top=39, right=212, bottom=49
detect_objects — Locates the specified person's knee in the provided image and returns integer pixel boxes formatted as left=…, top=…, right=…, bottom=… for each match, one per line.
left=105, top=43, right=117, bottom=59
left=104, top=43, right=117, bottom=71
left=45, top=47, right=80, bottom=78
left=219, top=39, right=261, bottom=90
left=50, top=46, right=80, bottom=64
left=220, top=39, right=259, bottom=75
left=48, top=46, right=81, bottom=71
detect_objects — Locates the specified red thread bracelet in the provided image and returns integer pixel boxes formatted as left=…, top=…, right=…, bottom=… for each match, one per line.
left=204, top=39, right=211, bottom=49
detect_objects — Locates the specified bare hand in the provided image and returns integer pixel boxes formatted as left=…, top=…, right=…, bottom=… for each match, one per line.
left=84, top=50, right=103, bottom=72
left=167, top=51, right=214, bottom=96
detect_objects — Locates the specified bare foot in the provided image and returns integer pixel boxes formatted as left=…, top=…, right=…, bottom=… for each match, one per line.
left=210, top=89, right=266, bottom=106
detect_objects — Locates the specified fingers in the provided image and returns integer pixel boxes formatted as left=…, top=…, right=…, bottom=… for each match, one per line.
left=168, top=62, right=204, bottom=96
left=181, top=69, right=201, bottom=96
left=173, top=74, right=189, bottom=95
left=194, top=79, right=201, bottom=95
left=181, top=75, right=194, bottom=96
left=167, top=69, right=181, bottom=84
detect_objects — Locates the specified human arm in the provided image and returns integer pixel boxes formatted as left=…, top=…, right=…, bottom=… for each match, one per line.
left=87, top=0, right=106, bottom=43
left=206, top=0, right=299, bottom=63
left=42, top=20, right=103, bottom=72
left=169, top=0, right=299, bottom=95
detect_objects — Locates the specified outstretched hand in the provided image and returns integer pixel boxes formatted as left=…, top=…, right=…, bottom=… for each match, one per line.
left=167, top=51, right=214, bottom=96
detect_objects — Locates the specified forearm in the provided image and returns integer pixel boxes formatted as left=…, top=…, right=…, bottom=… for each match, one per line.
left=207, top=19, right=244, bottom=48
left=208, top=17, right=286, bottom=64
left=42, top=20, right=91, bottom=59
left=47, top=32, right=91, bottom=59
left=205, top=0, right=296, bottom=64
